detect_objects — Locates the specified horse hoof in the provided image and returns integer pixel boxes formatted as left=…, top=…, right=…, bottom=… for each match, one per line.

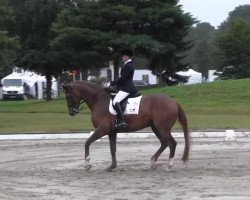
left=84, top=164, right=92, bottom=171
left=105, top=166, right=116, bottom=172
left=105, top=167, right=113, bottom=172
left=151, top=163, right=158, bottom=170
left=167, top=165, right=173, bottom=171
left=168, top=158, right=174, bottom=167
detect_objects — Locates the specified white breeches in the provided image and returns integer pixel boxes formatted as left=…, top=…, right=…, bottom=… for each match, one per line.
left=113, top=91, right=129, bottom=106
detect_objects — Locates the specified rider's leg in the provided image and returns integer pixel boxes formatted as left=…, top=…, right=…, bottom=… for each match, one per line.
left=113, top=91, right=129, bottom=128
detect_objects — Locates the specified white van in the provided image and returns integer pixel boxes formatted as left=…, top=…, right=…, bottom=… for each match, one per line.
left=2, top=79, right=28, bottom=100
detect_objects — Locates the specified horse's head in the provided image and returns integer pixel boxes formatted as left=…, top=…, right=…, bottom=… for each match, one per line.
left=63, top=83, right=82, bottom=116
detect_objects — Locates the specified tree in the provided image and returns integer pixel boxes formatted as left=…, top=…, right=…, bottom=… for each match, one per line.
left=216, top=19, right=250, bottom=79
left=0, top=0, right=19, bottom=79
left=228, top=4, right=250, bottom=23
left=52, top=0, right=165, bottom=81
left=12, top=0, right=65, bottom=100
left=51, top=1, right=114, bottom=80
left=52, top=0, right=194, bottom=84
left=217, top=5, right=250, bottom=35
left=140, top=0, right=194, bottom=83
left=184, top=23, right=217, bottom=79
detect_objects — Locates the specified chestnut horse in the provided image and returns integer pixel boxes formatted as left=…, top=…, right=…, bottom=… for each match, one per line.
left=63, top=81, right=190, bottom=171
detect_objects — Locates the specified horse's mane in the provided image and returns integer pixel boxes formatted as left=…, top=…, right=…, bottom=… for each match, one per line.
left=71, top=80, right=109, bottom=95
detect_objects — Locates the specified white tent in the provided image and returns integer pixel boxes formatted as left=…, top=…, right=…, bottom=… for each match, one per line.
left=177, top=69, right=202, bottom=85
left=1, top=68, right=58, bottom=99
left=208, top=70, right=218, bottom=82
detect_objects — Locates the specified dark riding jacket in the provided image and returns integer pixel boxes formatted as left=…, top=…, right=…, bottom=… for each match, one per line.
left=110, top=60, right=136, bottom=93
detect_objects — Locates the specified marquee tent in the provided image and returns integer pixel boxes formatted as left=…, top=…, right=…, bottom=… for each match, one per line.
left=177, top=69, right=202, bottom=85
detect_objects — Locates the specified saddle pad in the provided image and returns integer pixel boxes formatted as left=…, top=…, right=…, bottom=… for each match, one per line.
left=109, top=95, right=142, bottom=115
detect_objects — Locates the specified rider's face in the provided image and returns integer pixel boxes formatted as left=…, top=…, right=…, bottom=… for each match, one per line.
left=121, top=55, right=129, bottom=63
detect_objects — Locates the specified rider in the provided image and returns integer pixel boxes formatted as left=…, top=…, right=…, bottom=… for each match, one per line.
left=110, top=48, right=137, bottom=129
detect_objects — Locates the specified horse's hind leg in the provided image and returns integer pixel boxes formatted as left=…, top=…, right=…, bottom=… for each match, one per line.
left=106, top=133, right=117, bottom=172
left=152, top=124, right=177, bottom=170
left=167, top=134, right=177, bottom=169
left=157, top=128, right=177, bottom=169
left=151, top=125, right=168, bottom=170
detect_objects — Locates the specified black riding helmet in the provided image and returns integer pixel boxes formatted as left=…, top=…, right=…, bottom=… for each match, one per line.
left=121, top=48, right=133, bottom=57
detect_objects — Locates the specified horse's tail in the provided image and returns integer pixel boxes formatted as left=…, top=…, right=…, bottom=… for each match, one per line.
left=177, top=103, right=190, bottom=162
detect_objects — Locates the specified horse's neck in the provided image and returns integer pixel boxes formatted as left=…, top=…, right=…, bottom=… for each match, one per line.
left=80, top=82, right=109, bottom=109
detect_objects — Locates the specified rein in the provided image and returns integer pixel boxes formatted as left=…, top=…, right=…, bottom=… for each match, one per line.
left=68, top=84, right=108, bottom=114
left=67, top=87, right=86, bottom=114
left=74, top=100, right=87, bottom=113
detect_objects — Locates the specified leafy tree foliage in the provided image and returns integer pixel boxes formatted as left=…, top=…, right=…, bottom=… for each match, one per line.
left=52, top=0, right=194, bottom=84
left=11, top=0, right=66, bottom=100
left=0, top=0, right=19, bottom=79
left=140, top=0, right=194, bottom=83
left=2, top=0, right=194, bottom=92
left=216, top=19, right=250, bottom=79
left=184, top=23, right=217, bottom=79
left=218, top=4, right=250, bottom=34
left=228, top=4, right=250, bottom=23
left=214, top=5, right=250, bottom=79
left=51, top=1, right=114, bottom=79
left=184, top=5, right=250, bottom=80
left=52, top=0, right=164, bottom=80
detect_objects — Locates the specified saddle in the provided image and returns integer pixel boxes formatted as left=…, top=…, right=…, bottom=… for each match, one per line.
left=111, top=90, right=141, bottom=111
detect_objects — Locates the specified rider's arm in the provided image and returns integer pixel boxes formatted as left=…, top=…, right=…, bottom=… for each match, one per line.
left=110, top=64, right=133, bottom=86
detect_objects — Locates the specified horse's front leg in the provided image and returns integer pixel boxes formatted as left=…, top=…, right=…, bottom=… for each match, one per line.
left=84, top=129, right=105, bottom=171
left=106, top=132, right=117, bottom=172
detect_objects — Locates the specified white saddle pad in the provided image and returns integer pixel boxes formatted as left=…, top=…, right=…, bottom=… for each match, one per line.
left=109, top=95, right=142, bottom=115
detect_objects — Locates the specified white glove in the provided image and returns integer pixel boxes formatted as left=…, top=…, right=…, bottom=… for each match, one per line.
left=104, top=82, right=110, bottom=88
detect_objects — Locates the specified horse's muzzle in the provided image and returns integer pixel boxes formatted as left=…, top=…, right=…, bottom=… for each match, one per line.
left=69, top=107, right=79, bottom=116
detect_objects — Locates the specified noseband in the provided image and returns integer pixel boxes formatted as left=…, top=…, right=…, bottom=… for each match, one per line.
left=67, top=87, right=86, bottom=114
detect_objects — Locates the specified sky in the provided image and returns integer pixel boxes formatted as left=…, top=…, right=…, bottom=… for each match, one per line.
left=179, top=0, right=250, bottom=28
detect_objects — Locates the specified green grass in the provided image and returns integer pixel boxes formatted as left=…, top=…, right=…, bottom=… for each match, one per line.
left=143, top=78, right=250, bottom=114
left=0, top=78, right=250, bottom=133
left=0, top=112, right=90, bottom=133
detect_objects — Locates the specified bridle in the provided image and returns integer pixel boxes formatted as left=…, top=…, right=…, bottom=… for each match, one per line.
left=66, top=84, right=107, bottom=114
left=67, top=86, right=86, bottom=114
left=69, top=99, right=86, bottom=114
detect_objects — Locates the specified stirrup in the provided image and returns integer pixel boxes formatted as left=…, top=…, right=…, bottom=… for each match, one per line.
left=115, top=121, right=128, bottom=129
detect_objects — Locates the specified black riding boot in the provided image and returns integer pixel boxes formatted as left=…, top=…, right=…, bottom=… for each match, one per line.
left=114, top=102, right=128, bottom=129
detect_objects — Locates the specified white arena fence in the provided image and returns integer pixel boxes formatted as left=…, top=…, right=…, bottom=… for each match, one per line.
left=0, top=130, right=249, bottom=141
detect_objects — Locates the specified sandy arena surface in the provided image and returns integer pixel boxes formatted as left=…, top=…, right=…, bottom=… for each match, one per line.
left=0, top=136, right=250, bottom=200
